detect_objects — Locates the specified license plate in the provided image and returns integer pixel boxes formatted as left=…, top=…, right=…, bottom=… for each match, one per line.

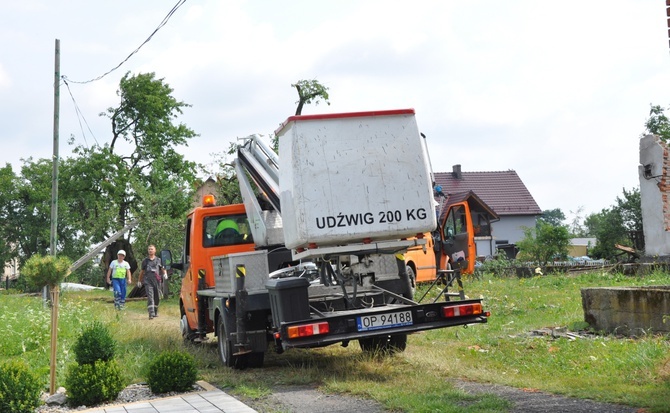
left=357, top=311, right=413, bottom=332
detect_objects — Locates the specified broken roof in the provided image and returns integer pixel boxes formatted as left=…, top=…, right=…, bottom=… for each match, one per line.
left=439, top=190, right=500, bottom=221
left=434, top=167, right=542, bottom=216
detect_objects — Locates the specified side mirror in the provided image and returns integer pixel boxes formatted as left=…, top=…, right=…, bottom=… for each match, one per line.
left=160, top=249, right=183, bottom=271
left=160, top=249, right=172, bottom=269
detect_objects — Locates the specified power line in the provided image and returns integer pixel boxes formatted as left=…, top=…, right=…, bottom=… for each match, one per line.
left=62, top=78, right=99, bottom=147
left=62, top=0, right=186, bottom=85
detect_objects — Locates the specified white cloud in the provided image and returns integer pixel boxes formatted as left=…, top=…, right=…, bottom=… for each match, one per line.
left=0, top=64, right=10, bottom=89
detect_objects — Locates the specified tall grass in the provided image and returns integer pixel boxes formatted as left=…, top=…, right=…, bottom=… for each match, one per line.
left=2, top=270, right=669, bottom=412
left=0, top=290, right=185, bottom=388
left=406, top=270, right=670, bottom=410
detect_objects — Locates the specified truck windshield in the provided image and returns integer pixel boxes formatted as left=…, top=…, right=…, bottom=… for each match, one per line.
left=203, top=214, right=254, bottom=247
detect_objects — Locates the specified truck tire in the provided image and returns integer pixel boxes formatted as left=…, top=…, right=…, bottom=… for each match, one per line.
left=181, top=311, right=197, bottom=343
left=217, top=316, right=237, bottom=368
left=405, top=265, right=416, bottom=297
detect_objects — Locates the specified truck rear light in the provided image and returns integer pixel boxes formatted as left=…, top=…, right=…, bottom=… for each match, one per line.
left=442, top=303, right=483, bottom=318
left=287, top=322, right=330, bottom=339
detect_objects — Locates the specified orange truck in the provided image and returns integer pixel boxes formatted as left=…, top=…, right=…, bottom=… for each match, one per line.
left=165, top=110, right=489, bottom=368
left=404, top=191, right=499, bottom=286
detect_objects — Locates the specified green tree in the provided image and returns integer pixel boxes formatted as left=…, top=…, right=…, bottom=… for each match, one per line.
left=644, top=104, right=670, bottom=142
left=10, top=159, right=60, bottom=259
left=616, top=187, right=642, bottom=234
left=0, top=164, right=19, bottom=267
left=87, top=71, right=198, bottom=268
left=589, top=208, right=626, bottom=259
left=589, top=187, right=642, bottom=259
left=516, top=222, right=570, bottom=266
left=292, top=79, right=330, bottom=116
left=0, top=158, right=92, bottom=290
left=264, top=79, right=332, bottom=152
left=537, top=208, right=565, bottom=227
left=4, top=156, right=119, bottom=286
left=583, top=212, right=601, bottom=238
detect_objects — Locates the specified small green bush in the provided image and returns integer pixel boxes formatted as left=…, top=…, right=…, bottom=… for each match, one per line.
left=65, top=360, right=125, bottom=407
left=21, top=254, right=71, bottom=288
left=146, top=351, right=198, bottom=394
left=479, top=256, right=518, bottom=278
left=73, top=321, right=117, bottom=365
left=0, top=361, right=43, bottom=413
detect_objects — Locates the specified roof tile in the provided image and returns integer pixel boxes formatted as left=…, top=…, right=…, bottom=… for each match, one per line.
left=434, top=169, right=542, bottom=216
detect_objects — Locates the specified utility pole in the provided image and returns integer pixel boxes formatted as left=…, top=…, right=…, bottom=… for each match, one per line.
left=48, top=38, right=60, bottom=395
left=51, top=39, right=60, bottom=260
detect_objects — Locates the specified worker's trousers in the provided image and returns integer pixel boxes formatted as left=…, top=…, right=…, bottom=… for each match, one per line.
left=144, top=276, right=161, bottom=317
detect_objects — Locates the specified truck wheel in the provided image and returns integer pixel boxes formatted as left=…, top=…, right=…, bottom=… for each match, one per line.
left=181, top=312, right=197, bottom=342
left=216, top=316, right=236, bottom=368
left=405, top=265, right=416, bottom=298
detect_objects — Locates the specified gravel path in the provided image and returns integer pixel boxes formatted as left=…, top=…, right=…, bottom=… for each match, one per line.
left=260, top=385, right=385, bottom=413
left=246, top=382, right=642, bottom=413
left=451, top=380, right=640, bottom=413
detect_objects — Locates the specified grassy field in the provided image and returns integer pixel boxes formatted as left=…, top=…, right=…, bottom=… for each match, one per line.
left=2, top=270, right=670, bottom=412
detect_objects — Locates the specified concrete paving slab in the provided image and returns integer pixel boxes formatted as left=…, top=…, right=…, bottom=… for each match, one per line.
left=76, top=382, right=257, bottom=413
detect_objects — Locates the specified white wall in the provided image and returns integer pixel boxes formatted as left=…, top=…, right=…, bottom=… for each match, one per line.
left=492, top=216, right=537, bottom=245
left=639, top=135, right=670, bottom=256
left=475, top=237, right=496, bottom=258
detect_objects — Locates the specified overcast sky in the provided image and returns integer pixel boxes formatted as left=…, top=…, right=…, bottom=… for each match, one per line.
left=2, top=0, right=670, bottom=223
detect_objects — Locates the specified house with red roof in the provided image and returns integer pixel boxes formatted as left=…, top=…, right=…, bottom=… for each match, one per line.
left=434, top=165, right=542, bottom=258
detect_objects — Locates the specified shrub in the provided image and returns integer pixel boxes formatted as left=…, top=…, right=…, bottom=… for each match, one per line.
left=479, top=256, right=517, bottom=278
left=146, top=351, right=198, bottom=393
left=0, top=361, right=43, bottom=413
left=73, top=321, right=117, bottom=365
left=20, top=254, right=71, bottom=288
left=65, top=360, right=125, bottom=407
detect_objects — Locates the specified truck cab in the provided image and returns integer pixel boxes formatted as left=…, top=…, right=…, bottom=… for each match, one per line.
left=405, top=191, right=498, bottom=284
left=178, top=198, right=255, bottom=339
